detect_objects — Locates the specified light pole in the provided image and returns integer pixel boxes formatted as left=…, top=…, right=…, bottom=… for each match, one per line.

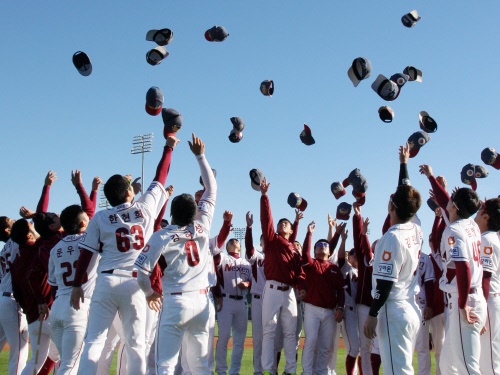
left=131, top=133, right=154, bottom=195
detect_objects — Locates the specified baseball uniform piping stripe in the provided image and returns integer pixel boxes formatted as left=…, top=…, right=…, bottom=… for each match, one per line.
left=458, top=311, right=472, bottom=375
left=385, top=307, right=395, bottom=375
left=16, top=308, right=22, bottom=375
left=67, top=308, right=89, bottom=374
left=486, top=309, right=496, bottom=374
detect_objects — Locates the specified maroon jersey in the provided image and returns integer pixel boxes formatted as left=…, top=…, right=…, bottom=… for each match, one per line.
left=353, top=213, right=373, bottom=307
left=301, top=231, right=345, bottom=309
left=260, top=195, right=306, bottom=290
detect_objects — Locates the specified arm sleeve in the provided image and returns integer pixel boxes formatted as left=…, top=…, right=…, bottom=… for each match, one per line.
left=245, top=226, right=255, bottom=259
left=431, top=216, right=441, bottom=254
left=153, top=146, right=173, bottom=185
left=328, top=232, right=341, bottom=257
left=483, top=271, right=492, bottom=301
left=353, top=213, right=362, bottom=250
left=90, top=189, right=98, bottom=212
left=382, top=214, right=391, bottom=235
left=429, top=176, right=450, bottom=210
left=369, top=279, right=394, bottom=317
left=301, top=231, right=313, bottom=266
left=73, top=249, right=94, bottom=287
left=336, top=272, right=345, bottom=309
left=260, top=195, right=275, bottom=251
left=75, top=182, right=95, bottom=220
left=137, top=271, right=155, bottom=297
left=37, top=185, right=50, bottom=213
left=398, top=163, right=409, bottom=186
left=153, top=201, right=168, bottom=233
left=217, top=221, right=231, bottom=249
left=424, top=280, right=434, bottom=308
left=195, top=155, right=217, bottom=230
left=290, top=220, right=299, bottom=244
left=455, top=260, right=471, bottom=309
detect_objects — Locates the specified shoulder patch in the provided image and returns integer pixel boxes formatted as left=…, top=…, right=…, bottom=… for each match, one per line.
left=484, top=246, right=493, bottom=255
left=382, top=250, right=392, bottom=261
left=448, top=236, right=455, bottom=245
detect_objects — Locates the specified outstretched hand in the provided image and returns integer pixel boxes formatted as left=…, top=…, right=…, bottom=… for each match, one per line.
left=336, top=221, right=346, bottom=235
left=399, top=143, right=410, bottom=164
left=419, top=164, right=433, bottom=178
left=223, top=210, right=233, bottom=223
left=246, top=211, right=253, bottom=228
left=308, top=221, right=316, bottom=233
left=92, top=176, right=102, bottom=191
left=71, top=170, right=83, bottom=187
left=45, top=170, right=57, bottom=186
left=260, top=177, right=270, bottom=195
left=362, top=218, right=370, bottom=235
left=188, top=133, right=205, bottom=155
left=295, top=209, right=304, bottom=222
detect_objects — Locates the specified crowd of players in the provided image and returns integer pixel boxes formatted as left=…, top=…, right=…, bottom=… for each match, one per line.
left=0, top=131, right=499, bottom=375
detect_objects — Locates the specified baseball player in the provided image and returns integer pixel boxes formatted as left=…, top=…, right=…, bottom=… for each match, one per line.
left=214, top=213, right=252, bottom=375
left=245, top=211, right=266, bottom=375
left=476, top=198, right=500, bottom=374
left=259, top=177, right=306, bottom=375
left=414, top=251, right=435, bottom=375
left=364, top=184, right=422, bottom=375
left=301, top=221, right=344, bottom=375
left=134, top=133, right=216, bottom=375
left=71, top=135, right=178, bottom=375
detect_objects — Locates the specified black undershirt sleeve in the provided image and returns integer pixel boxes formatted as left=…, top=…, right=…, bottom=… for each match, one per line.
left=398, top=163, right=410, bottom=186
left=369, top=279, right=394, bottom=317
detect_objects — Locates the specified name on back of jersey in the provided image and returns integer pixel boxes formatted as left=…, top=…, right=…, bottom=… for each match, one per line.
left=108, top=209, right=144, bottom=224
left=378, top=263, right=393, bottom=275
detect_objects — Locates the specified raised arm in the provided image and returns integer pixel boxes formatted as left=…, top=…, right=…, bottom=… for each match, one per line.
left=301, top=221, right=315, bottom=266
left=289, top=209, right=303, bottom=244
left=37, top=170, right=57, bottom=213
left=192, top=134, right=216, bottom=228
left=398, top=143, right=411, bottom=186
left=360, top=217, right=373, bottom=261
left=260, top=178, right=275, bottom=248
left=337, top=227, right=348, bottom=268
left=89, top=176, right=102, bottom=211
left=419, top=165, right=450, bottom=210
left=71, top=170, right=95, bottom=219
left=245, top=211, right=256, bottom=259
left=153, top=136, right=178, bottom=186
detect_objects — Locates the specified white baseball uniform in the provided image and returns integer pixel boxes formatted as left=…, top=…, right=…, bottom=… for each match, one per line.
left=479, top=230, right=500, bottom=375
left=372, top=222, right=422, bottom=375
left=215, top=252, right=251, bottom=375
left=48, top=233, right=99, bottom=375
left=439, top=218, right=486, bottom=375
left=326, top=251, right=342, bottom=375
left=340, top=260, right=360, bottom=375
left=135, top=154, right=216, bottom=375
left=414, top=252, right=435, bottom=375
left=0, top=239, right=29, bottom=375
left=78, top=180, right=169, bottom=375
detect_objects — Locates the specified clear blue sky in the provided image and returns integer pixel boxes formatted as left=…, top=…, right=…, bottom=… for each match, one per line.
left=1, top=1, right=499, bottom=252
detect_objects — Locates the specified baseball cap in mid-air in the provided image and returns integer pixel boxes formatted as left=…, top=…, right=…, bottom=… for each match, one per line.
left=205, top=26, right=229, bottom=42
left=260, top=80, right=274, bottom=96
left=228, top=129, right=243, bottom=143
left=401, top=10, right=421, bottom=28
left=145, top=86, right=164, bottom=116
left=162, top=108, right=182, bottom=137
left=331, top=182, right=346, bottom=199
left=474, top=165, right=489, bottom=179
left=249, top=168, right=265, bottom=191
left=427, top=198, right=439, bottom=212
left=403, top=66, right=423, bottom=82
left=336, top=202, right=352, bottom=221
left=378, top=106, right=395, bottom=123
left=461, top=163, right=477, bottom=191
left=371, top=74, right=399, bottom=101
left=73, top=51, right=92, bottom=76
left=347, top=57, right=372, bottom=87
left=408, top=131, right=430, bottom=158
left=390, top=73, right=409, bottom=90
left=287, top=193, right=308, bottom=211
left=300, top=124, right=315, bottom=146
left=146, top=28, right=174, bottom=46
left=481, top=147, right=500, bottom=170
left=342, top=169, right=368, bottom=193
left=230, top=117, right=245, bottom=132
left=146, top=46, right=169, bottom=66
left=419, top=111, right=437, bottom=133
left=199, top=169, right=217, bottom=187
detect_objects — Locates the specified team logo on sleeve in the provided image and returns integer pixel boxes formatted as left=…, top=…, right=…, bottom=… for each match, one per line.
left=142, top=244, right=150, bottom=253
left=484, top=246, right=493, bottom=255
left=136, top=253, right=147, bottom=265
left=382, top=251, right=392, bottom=261
left=378, top=263, right=393, bottom=274
left=448, top=236, right=455, bottom=245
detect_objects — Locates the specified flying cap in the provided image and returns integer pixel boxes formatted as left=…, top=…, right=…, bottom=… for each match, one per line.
left=145, top=86, right=164, bottom=116
left=402, top=10, right=421, bottom=28
left=390, top=73, right=409, bottom=91
left=228, top=129, right=243, bottom=143
left=481, top=147, right=500, bottom=170
left=249, top=169, right=264, bottom=191
left=352, top=190, right=366, bottom=206
left=162, top=108, right=182, bottom=137
left=205, top=26, right=229, bottom=42
left=73, top=51, right=92, bottom=76
left=199, top=169, right=216, bottom=187
left=300, top=124, right=315, bottom=146
left=342, top=169, right=368, bottom=193
left=419, top=111, right=437, bottom=133
left=427, top=198, right=439, bottom=212
left=408, top=131, right=430, bottom=158
left=146, top=46, right=169, bottom=66
left=287, top=193, right=308, bottom=211
left=371, top=74, right=399, bottom=101
left=378, top=106, right=395, bottom=123
left=146, top=28, right=174, bottom=46
left=331, top=182, right=346, bottom=199
left=403, top=66, right=423, bottom=82
left=347, top=57, right=372, bottom=87
left=336, top=202, right=352, bottom=221
left=474, top=165, right=489, bottom=179
left=461, top=163, right=477, bottom=191
left=260, top=80, right=274, bottom=96
left=230, top=117, right=245, bottom=132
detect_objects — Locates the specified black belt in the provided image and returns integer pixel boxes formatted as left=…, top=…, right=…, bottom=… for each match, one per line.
left=2, top=292, right=12, bottom=297
left=171, top=289, right=207, bottom=296
left=102, top=269, right=138, bottom=278
left=270, top=284, right=290, bottom=291
left=253, top=294, right=261, bottom=299
left=222, top=293, right=244, bottom=300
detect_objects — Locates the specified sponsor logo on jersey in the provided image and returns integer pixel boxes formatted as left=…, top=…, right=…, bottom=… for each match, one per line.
left=481, top=256, right=493, bottom=268
left=484, top=246, right=493, bottom=255
left=382, top=250, right=392, bottom=261
left=224, top=264, right=250, bottom=274
left=451, top=247, right=459, bottom=257
left=378, top=263, right=393, bottom=274
left=448, top=236, right=455, bottom=245
left=136, top=253, right=147, bottom=265
left=257, top=259, right=264, bottom=267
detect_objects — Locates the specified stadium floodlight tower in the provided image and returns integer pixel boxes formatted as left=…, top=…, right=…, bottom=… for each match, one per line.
left=131, top=133, right=154, bottom=195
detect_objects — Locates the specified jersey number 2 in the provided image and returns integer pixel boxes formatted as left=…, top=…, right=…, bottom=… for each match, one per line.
left=61, top=261, right=88, bottom=287
left=115, top=225, right=145, bottom=252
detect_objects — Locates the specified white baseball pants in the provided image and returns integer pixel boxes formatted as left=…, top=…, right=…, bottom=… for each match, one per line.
left=429, top=312, right=445, bottom=375
left=0, top=296, right=28, bottom=375
left=415, top=312, right=430, bottom=375
left=22, top=318, right=60, bottom=375
left=251, top=294, right=263, bottom=375
left=326, top=319, right=340, bottom=375
left=356, top=304, right=373, bottom=375
left=480, top=294, right=500, bottom=375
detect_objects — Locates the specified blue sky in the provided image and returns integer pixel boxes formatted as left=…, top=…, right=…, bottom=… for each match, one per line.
left=1, top=1, right=499, bottom=252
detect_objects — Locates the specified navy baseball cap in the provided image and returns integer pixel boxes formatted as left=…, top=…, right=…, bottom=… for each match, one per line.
left=205, top=26, right=229, bottom=42
left=146, top=46, right=169, bottom=66
left=336, top=202, right=352, bottom=221
left=408, top=131, right=430, bottom=158
left=461, top=163, right=477, bottom=191
left=419, top=111, right=437, bottom=133
left=331, top=182, right=346, bottom=199
left=260, top=80, right=274, bottom=96
left=403, top=66, right=423, bottom=82
left=228, top=129, right=243, bottom=143
left=162, top=108, right=182, bottom=136
left=401, top=10, right=421, bottom=28
left=300, top=124, right=315, bottom=146
left=146, top=28, right=174, bottom=46
left=230, top=117, right=245, bottom=132
left=474, top=165, right=489, bottom=179
left=347, top=57, right=372, bottom=87
left=287, top=193, right=308, bottom=211
left=378, top=106, right=394, bottom=123
left=481, top=147, right=500, bottom=170
left=145, top=86, right=164, bottom=116
left=342, top=169, right=368, bottom=193
left=427, top=198, right=439, bottom=212
left=73, top=51, right=92, bottom=77
left=371, top=74, right=399, bottom=101
left=249, top=169, right=265, bottom=191
left=390, top=73, right=409, bottom=89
